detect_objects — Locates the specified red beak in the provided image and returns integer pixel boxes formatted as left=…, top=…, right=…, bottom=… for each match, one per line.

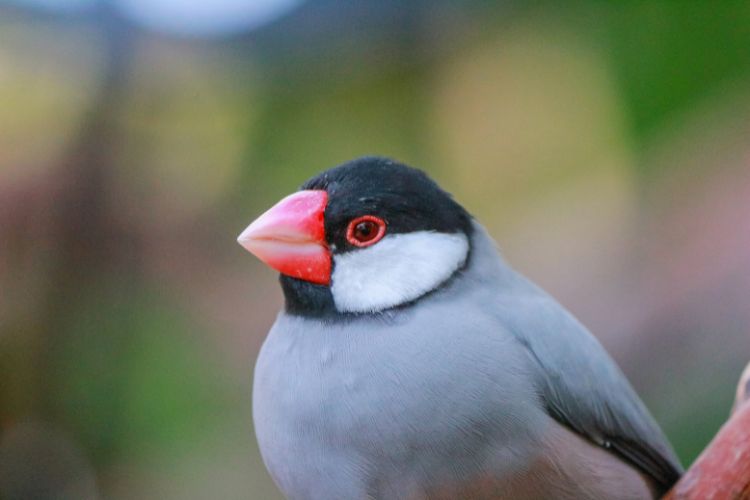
left=238, top=190, right=331, bottom=285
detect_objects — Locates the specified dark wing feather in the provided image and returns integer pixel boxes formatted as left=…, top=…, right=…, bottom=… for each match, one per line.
left=499, top=293, right=683, bottom=494
left=544, top=391, right=682, bottom=493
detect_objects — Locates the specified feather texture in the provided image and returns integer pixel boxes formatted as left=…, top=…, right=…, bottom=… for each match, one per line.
left=330, top=231, right=469, bottom=313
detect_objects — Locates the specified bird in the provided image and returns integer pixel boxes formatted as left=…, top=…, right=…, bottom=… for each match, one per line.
left=237, top=156, right=683, bottom=500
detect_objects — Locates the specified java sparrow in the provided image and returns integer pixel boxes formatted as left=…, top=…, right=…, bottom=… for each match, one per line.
left=238, top=157, right=682, bottom=499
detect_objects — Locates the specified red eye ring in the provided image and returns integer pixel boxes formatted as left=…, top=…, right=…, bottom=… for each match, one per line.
left=346, top=215, right=387, bottom=247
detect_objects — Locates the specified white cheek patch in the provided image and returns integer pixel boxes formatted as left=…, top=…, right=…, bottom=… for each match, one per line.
left=330, top=231, right=469, bottom=313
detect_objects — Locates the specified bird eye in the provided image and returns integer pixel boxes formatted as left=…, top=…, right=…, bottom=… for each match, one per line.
left=346, top=215, right=386, bottom=247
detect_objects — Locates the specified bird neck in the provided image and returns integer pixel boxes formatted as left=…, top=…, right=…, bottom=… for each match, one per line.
left=280, top=275, right=338, bottom=318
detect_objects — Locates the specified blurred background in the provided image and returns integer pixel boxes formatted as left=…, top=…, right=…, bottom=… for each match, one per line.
left=1, top=0, right=749, bottom=498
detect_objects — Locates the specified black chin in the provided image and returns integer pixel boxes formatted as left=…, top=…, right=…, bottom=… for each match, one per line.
left=280, top=275, right=338, bottom=317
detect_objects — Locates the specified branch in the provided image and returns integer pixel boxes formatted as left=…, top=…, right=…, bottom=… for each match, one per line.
left=663, top=361, right=750, bottom=499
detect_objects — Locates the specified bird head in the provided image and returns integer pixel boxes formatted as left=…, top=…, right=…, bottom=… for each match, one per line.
left=238, top=157, right=473, bottom=316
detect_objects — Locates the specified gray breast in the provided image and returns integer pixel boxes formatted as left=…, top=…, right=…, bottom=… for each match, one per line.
left=253, top=277, right=551, bottom=499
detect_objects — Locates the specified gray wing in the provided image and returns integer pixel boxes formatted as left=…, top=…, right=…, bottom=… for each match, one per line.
left=497, top=290, right=683, bottom=495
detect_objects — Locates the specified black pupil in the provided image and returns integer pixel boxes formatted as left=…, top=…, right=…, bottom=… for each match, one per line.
left=355, top=221, right=377, bottom=241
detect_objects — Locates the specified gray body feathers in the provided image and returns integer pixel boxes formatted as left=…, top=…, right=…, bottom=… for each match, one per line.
left=253, top=223, right=682, bottom=499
